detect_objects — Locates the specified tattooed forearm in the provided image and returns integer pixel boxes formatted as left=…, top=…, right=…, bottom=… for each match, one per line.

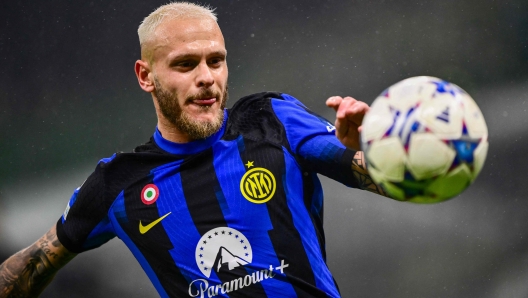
left=0, top=250, right=54, bottom=298
left=352, top=152, right=367, bottom=170
left=353, top=171, right=388, bottom=196
left=0, top=227, right=76, bottom=298
left=352, top=151, right=389, bottom=197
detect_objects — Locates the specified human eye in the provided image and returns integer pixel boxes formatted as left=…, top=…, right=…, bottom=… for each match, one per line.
left=208, top=56, right=225, bottom=68
left=171, top=59, right=196, bottom=71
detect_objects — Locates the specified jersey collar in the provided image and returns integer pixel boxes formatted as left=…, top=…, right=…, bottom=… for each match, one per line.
left=153, top=110, right=227, bottom=155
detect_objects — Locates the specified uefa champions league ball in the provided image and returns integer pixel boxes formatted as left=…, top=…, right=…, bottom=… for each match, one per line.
left=361, top=76, right=488, bottom=203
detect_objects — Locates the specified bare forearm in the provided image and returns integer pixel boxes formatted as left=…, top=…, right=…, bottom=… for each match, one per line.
left=0, top=227, right=75, bottom=298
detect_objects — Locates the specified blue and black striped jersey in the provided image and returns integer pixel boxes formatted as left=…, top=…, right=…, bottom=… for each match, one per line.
left=56, top=92, right=360, bottom=298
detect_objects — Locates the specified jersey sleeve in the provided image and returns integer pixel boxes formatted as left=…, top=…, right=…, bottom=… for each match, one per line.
left=271, top=93, right=360, bottom=188
left=56, top=155, right=117, bottom=253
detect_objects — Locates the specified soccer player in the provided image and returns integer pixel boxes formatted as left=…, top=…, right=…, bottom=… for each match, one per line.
left=0, top=2, right=387, bottom=297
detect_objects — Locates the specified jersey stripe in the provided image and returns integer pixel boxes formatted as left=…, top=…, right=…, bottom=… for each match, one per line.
left=284, top=148, right=338, bottom=297
left=122, top=174, right=191, bottom=298
left=180, top=147, right=268, bottom=297
left=109, top=192, right=170, bottom=298
left=303, top=172, right=328, bottom=262
left=213, top=137, right=297, bottom=297
left=180, top=148, right=228, bottom=235
left=155, top=170, right=205, bottom=294
left=239, top=137, right=326, bottom=297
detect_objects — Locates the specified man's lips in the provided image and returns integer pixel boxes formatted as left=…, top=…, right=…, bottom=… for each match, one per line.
left=191, top=97, right=217, bottom=106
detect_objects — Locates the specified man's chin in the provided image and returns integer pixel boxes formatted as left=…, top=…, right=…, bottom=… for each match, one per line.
left=188, top=108, right=222, bottom=122
left=176, top=108, right=224, bottom=140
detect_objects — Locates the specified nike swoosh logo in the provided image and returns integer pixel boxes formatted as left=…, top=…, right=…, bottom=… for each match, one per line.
left=139, top=212, right=172, bottom=234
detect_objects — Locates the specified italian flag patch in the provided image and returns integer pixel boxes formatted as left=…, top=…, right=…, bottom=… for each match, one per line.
left=141, top=184, right=159, bottom=205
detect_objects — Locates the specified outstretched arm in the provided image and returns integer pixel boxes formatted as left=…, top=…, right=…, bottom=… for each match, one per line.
left=351, top=151, right=388, bottom=196
left=0, top=225, right=76, bottom=298
left=326, top=96, right=388, bottom=197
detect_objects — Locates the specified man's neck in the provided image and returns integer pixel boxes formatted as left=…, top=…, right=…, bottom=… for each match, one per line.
left=156, top=119, right=192, bottom=143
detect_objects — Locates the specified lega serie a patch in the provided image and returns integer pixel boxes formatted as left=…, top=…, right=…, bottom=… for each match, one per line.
left=63, top=201, right=71, bottom=220
left=63, top=184, right=83, bottom=221
left=141, top=184, right=160, bottom=205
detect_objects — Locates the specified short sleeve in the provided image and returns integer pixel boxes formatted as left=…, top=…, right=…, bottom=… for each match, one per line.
left=271, top=94, right=359, bottom=188
left=56, top=157, right=117, bottom=253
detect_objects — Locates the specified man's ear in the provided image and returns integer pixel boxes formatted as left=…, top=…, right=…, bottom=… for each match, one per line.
left=135, top=60, right=155, bottom=93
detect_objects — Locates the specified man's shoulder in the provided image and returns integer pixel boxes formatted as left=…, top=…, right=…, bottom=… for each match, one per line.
left=72, top=138, right=180, bottom=210
left=224, top=92, right=292, bottom=143
left=230, top=91, right=284, bottom=108
left=94, top=138, right=177, bottom=175
left=229, top=91, right=306, bottom=110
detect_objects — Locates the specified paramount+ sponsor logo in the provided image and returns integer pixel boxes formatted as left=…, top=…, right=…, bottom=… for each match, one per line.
left=189, top=227, right=289, bottom=297
left=188, top=264, right=286, bottom=298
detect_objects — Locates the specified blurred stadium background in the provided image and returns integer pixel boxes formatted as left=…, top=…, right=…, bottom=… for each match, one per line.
left=1, top=0, right=527, bottom=297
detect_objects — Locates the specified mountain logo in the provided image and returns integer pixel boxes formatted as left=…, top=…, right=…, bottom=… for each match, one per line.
left=213, top=247, right=250, bottom=272
left=195, top=227, right=253, bottom=278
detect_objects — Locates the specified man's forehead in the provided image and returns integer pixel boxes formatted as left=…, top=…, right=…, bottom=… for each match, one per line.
left=157, top=18, right=223, bottom=47
left=143, top=17, right=224, bottom=61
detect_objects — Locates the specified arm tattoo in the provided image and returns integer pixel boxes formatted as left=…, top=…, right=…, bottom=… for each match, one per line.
left=352, top=151, right=389, bottom=197
left=0, top=228, right=75, bottom=298
left=352, top=152, right=366, bottom=170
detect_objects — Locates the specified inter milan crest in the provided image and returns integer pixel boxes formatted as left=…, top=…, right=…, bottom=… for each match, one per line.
left=240, top=161, right=276, bottom=204
left=141, top=184, right=160, bottom=205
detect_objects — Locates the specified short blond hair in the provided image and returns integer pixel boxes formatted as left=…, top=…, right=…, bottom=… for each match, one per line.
left=138, top=2, right=217, bottom=48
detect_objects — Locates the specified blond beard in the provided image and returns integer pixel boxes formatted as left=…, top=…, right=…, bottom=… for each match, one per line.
left=153, top=78, right=228, bottom=140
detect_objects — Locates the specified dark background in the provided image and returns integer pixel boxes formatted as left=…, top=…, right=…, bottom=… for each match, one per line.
left=1, top=0, right=528, bottom=297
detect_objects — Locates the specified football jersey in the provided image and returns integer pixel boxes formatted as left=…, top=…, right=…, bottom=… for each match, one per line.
left=56, top=92, right=360, bottom=298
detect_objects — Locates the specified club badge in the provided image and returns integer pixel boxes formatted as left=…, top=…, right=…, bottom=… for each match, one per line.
left=240, top=161, right=276, bottom=204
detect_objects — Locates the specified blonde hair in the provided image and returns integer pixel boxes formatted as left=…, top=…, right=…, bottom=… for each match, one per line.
left=138, top=2, right=217, bottom=49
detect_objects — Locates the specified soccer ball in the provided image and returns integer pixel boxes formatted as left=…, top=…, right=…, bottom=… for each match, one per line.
left=361, top=76, right=488, bottom=203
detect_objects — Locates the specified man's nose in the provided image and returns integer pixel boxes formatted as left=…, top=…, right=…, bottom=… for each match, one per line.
left=195, top=62, right=214, bottom=88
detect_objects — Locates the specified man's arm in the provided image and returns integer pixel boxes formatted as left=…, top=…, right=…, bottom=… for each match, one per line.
left=0, top=225, right=76, bottom=298
left=351, top=151, right=388, bottom=197
left=326, top=96, right=390, bottom=198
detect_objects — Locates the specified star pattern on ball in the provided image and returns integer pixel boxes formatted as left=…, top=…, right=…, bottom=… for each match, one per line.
left=432, top=80, right=464, bottom=96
